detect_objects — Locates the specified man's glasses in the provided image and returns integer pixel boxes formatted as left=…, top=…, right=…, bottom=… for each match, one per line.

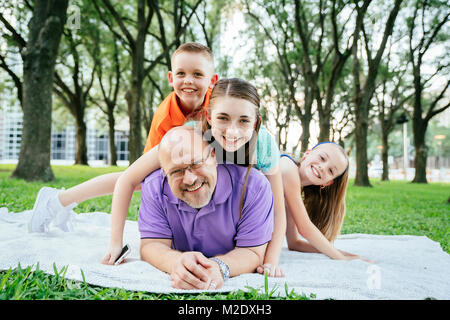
left=166, top=148, right=212, bottom=180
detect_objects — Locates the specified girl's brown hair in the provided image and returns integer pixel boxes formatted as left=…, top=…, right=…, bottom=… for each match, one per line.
left=289, top=143, right=349, bottom=242
left=201, top=78, right=262, bottom=219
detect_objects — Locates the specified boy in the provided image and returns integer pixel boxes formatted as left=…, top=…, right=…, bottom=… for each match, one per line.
left=144, top=42, right=218, bottom=152
left=29, top=43, right=219, bottom=246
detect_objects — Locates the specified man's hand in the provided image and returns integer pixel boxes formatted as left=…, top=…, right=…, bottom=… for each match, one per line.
left=170, top=252, right=214, bottom=290
left=207, top=259, right=225, bottom=290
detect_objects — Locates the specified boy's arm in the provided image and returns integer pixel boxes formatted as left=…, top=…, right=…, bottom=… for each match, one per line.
left=101, top=146, right=161, bottom=265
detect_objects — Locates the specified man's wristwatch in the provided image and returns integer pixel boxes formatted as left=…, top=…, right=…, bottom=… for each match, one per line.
left=210, top=257, right=230, bottom=281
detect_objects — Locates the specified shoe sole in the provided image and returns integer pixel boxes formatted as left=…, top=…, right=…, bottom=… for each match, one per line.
left=28, top=187, right=54, bottom=233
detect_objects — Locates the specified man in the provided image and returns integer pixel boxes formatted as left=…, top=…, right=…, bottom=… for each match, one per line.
left=138, top=126, right=274, bottom=290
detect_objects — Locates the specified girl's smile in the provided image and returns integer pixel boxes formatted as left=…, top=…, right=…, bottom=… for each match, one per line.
left=207, top=97, right=257, bottom=152
left=311, top=165, right=321, bottom=179
left=299, top=143, right=348, bottom=187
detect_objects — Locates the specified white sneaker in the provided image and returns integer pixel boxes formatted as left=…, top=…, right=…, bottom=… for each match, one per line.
left=53, top=201, right=77, bottom=232
left=28, top=187, right=77, bottom=233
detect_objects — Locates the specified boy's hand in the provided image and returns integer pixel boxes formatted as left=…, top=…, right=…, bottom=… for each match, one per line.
left=101, top=244, right=124, bottom=265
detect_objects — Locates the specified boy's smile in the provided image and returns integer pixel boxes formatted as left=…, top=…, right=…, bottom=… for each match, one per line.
left=168, top=51, right=218, bottom=116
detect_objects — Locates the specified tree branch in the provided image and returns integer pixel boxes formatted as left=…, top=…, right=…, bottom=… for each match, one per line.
left=0, top=13, right=27, bottom=50
left=421, top=11, right=450, bottom=56
left=100, top=0, right=135, bottom=49
left=371, top=0, right=403, bottom=67
left=0, top=53, right=23, bottom=109
left=425, top=80, right=450, bottom=122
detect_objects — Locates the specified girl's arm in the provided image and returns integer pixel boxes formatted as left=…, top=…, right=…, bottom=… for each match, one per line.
left=257, top=164, right=287, bottom=277
left=285, top=205, right=320, bottom=253
left=102, top=146, right=161, bottom=264
left=280, top=157, right=348, bottom=260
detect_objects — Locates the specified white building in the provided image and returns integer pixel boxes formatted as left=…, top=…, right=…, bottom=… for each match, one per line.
left=0, top=105, right=130, bottom=166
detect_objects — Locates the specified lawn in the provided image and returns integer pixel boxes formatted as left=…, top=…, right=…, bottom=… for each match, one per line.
left=0, top=164, right=449, bottom=300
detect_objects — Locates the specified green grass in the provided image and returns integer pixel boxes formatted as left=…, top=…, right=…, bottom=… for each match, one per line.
left=343, top=179, right=449, bottom=253
left=0, top=164, right=449, bottom=300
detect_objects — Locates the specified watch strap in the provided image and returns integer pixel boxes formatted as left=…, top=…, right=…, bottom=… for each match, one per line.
left=210, top=257, right=230, bottom=281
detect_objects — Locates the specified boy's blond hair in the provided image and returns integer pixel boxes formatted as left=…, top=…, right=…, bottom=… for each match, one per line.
left=171, top=42, right=214, bottom=67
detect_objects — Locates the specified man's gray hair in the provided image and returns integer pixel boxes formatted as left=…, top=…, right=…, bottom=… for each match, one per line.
left=158, top=125, right=209, bottom=166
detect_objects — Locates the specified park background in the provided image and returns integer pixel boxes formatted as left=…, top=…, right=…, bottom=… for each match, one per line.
left=0, top=0, right=449, bottom=300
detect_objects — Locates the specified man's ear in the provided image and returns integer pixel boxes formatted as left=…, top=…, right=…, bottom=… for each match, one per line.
left=209, top=74, right=219, bottom=88
left=168, top=71, right=174, bottom=88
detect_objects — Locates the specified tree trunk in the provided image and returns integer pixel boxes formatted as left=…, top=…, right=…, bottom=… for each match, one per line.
left=296, top=83, right=312, bottom=153
left=11, top=0, right=68, bottom=181
left=353, top=51, right=374, bottom=187
left=412, top=90, right=428, bottom=183
left=381, top=131, right=389, bottom=181
left=412, top=135, right=428, bottom=183
left=407, top=3, right=450, bottom=183
left=300, top=117, right=311, bottom=153
left=107, top=107, right=117, bottom=166
left=318, top=113, right=331, bottom=142
left=126, top=0, right=146, bottom=164
left=354, top=106, right=371, bottom=186
left=352, top=34, right=371, bottom=187
left=74, top=112, right=88, bottom=165
left=353, top=0, right=402, bottom=187
left=126, top=82, right=143, bottom=164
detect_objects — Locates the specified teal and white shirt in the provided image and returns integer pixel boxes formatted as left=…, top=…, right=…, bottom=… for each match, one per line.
left=254, top=125, right=280, bottom=173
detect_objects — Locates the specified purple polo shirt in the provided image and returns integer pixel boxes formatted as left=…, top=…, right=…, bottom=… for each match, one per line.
left=138, top=164, right=274, bottom=258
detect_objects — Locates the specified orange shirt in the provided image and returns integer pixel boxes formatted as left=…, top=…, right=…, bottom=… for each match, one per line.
left=143, top=88, right=212, bottom=153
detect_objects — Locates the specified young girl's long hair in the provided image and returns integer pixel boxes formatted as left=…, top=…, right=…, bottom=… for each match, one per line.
left=290, top=143, right=349, bottom=242
left=201, top=78, right=262, bottom=219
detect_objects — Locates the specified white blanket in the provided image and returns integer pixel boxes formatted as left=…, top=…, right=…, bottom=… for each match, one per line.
left=0, top=207, right=449, bottom=300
